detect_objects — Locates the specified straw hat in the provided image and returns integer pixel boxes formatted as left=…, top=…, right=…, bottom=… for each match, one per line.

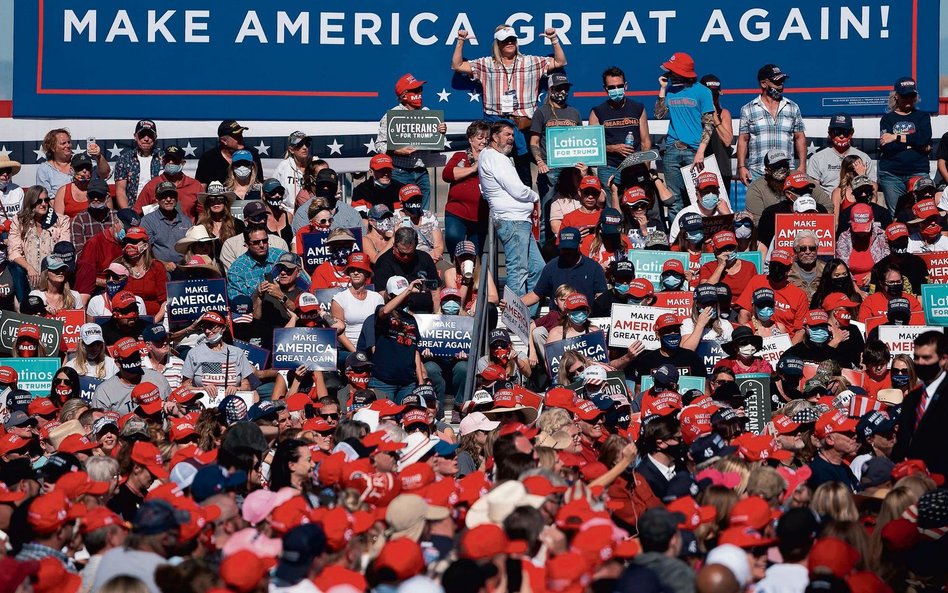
left=175, top=225, right=217, bottom=255
left=465, top=481, right=546, bottom=528
left=0, top=155, right=22, bottom=176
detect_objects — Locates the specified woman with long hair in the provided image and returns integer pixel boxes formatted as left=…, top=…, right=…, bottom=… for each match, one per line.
left=268, top=438, right=315, bottom=496
left=9, top=186, right=71, bottom=289
left=733, top=211, right=768, bottom=258
left=877, top=77, right=932, bottom=212
left=294, top=159, right=329, bottom=209
left=225, top=150, right=262, bottom=201
left=548, top=166, right=583, bottom=242
left=456, top=412, right=498, bottom=477
left=831, top=155, right=870, bottom=224
left=889, top=354, right=918, bottom=396
left=50, top=367, right=82, bottom=407
left=262, top=179, right=294, bottom=246
left=810, top=258, right=865, bottom=308
left=53, top=154, right=95, bottom=218
left=546, top=294, right=601, bottom=344
left=443, top=120, right=491, bottom=254
left=30, top=255, right=81, bottom=315
left=197, top=181, right=243, bottom=244
left=66, top=323, right=119, bottom=380
left=292, top=198, right=332, bottom=255
left=582, top=208, right=632, bottom=270
left=112, top=227, right=167, bottom=320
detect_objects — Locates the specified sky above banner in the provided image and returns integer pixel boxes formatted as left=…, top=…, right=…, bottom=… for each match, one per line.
left=13, top=0, right=940, bottom=119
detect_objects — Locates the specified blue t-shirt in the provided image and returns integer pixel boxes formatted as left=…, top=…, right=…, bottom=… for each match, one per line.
left=879, top=109, right=932, bottom=175
left=664, top=84, right=714, bottom=149
left=534, top=256, right=608, bottom=309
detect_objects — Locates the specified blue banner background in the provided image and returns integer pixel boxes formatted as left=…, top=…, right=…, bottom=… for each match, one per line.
left=14, top=1, right=938, bottom=119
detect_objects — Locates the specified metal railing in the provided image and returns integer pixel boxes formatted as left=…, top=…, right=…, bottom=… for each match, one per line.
left=462, top=222, right=497, bottom=404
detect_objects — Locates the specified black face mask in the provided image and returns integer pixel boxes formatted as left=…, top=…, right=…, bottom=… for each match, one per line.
left=662, top=442, right=688, bottom=461
left=781, top=377, right=803, bottom=399
left=829, top=277, right=850, bottom=291
left=769, top=265, right=789, bottom=283
left=889, top=239, right=909, bottom=253
left=915, top=362, right=941, bottom=384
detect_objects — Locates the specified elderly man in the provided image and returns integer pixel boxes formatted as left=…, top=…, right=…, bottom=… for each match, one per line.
left=744, top=150, right=832, bottom=224
left=478, top=121, right=542, bottom=302
left=140, top=181, right=192, bottom=269
left=114, top=120, right=163, bottom=209
left=807, top=113, right=876, bottom=193
left=135, top=145, right=203, bottom=221
left=195, top=120, right=264, bottom=189
left=807, top=410, right=859, bottom=490
left=787, top=230, right=824, bottom=300
left=372, top=227, right=440, bottom=314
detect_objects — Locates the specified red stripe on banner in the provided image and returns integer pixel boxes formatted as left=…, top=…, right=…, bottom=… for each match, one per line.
left=36, top=88, right=379, bottom=98
left=574, top=86, right=893, bottom=98
left=0, top=102, right=11, bottom=118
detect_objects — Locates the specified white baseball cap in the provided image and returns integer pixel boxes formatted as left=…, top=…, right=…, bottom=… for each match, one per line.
left=459, top=411, right=500, bottom=436
left=386, top=276, right=410, bottom=297
left=792, top=195, right=818, bottom=213
left=494, top=26, right=517, bottom=41
left=80, top=323, right=104, bottom=345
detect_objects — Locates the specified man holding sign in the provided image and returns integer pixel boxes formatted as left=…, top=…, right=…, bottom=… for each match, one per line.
left=628, top=313, right=706, bottom=384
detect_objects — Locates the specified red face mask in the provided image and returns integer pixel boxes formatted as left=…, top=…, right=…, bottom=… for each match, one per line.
left=921, top=222, right=942, bottom=239
left=55, top=384, right=72, bottom=400
left=17, top=342, right=37, bottom=358
left=403, top=93, right=423, bottom=108
left=491, top=346, right=511, bottom=364
left=348, top=371, right=370, bottom=390
left=833, top=308, right=851, bottom=327
left=831, top=136, right=851, bottom=152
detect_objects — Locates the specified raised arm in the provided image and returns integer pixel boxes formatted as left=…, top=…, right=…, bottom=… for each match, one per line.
left=451, top=30, right=474, bottom=75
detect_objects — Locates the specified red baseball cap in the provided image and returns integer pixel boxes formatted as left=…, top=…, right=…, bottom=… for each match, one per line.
left=35, top=557, right=81, bottom=593
left=579, top=176, right=602, bottom=192
left=0, top=434, right=29, bottom=456
left=522, top=475, right=567, bottom=497
left=17, top=324, right=40, bottom=341
left=850, top=203, right=874, bottom=233
left=679, top=406, right=713, bottom=444
left=696, top=171, right=719, bottom=190
left=395, top=73, right=425, bottom=95
left=0, top=482, right=26, bottom=504
left=79, top=507, right=128, bottom=534
left=821, top=292, right=859, bottom=311
left=572, top=400, right=604, bottom=422
left=808, top=537, right=860, bottom=578
left=772, top=414, right=802, bottom=435
left=170, top=417, right=197, bottom=442
left=571, top=524, right=616, bottom=568
left=564, top=293, right=590, bottom=311
left=401, top=409, right=429, bottom=428
left=663, top=259, right=685, bottom=275
left=655, top=313, right=681, bottom=331
left=769, top=249, right=794, bottom=266
left=199, top=311, right=227, bottom=326
left=628, top=278, right=654, bottom=299
left=369, top=399, right=406, bottom=417
left=346, top=252, right=373, bottom=275
left=132, top=382, right=162, bottom=415
left=398, top=184, right=423, bottom=203
left=783, top=172, right=815, bottom=191
left=0, top=366, right=18, bottom=384
left=124, top=226, right=148, bottom=241
left=374, top=538, right=425, bottom=581
left=110, top=291, right=138, bottom=315
left=302, top=417, right=334, bottom=433
left=815, top=410, right=858, bottom=439
left=169, top=386, right=198, bottom=405
left=57, top=434, right=98, bottom=456
left=667, top=496, right=716, bottom=530
left=112, top=336, right=141, bottom=359
left=479, top=363, right=507, bottom=382
left=55, top=471, right=110, bottom=500
left=369, top=154, right=394, bottom=171
left=221, top=551, right=276, bottom=593
left=285, top=392, right=311, bottom=413
left=28, top=397, right=57, bottom=417
left=662, top=52, right=696, bottom=78
left=27, top=491, right=71, bottom=534
left=804, top=309, right=829, bottom=326
left=885, top=222, right=909, bottom=241
left=623, top=186, right=649, bottom=206
left=131, top=441, right=169, bottom=479
left=718, top=526, right=776, bottom=549
left=545, top=387, right=577, bottom=410
left=729, top=496, right=781, bottom=530
left=910, top=199, right=939, bottom=223
left=711, top=230, right=738, bottom=250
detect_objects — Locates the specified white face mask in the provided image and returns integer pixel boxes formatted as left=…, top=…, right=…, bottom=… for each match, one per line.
left=738, top=344, right=758, bottom=357
left=735, top=226, right=753, bottom=239
left=233, top=166, right=252, bottom=179
left=206, top=330, right=224, bottom=345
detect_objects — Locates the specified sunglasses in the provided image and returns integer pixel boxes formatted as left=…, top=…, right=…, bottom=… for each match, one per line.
left=54, top=378, right=71, bottom=385
left=629, top=202, right=649, bottom=210
left=438, top=452, right=458, bottom=461
left=124, top=239, right=144, bottom=246
left=35, top=198, right=52, bottom=205
left=0, top=168, right=12, bottom=176
left=605, top=84, right=625, bottom=90
left=569, top=365, right=585, bottom=377
left=831, top=130, right=851, bottom=138
left=276, top=265, right=296, bottom=275
left=266, top=190, right=285, bottom=198
left=321, top=413, right=340, bottom=421
left=890, top=368, right=909, bottom=375
left=796, top=245, right=818, bottom=252
left=317, top=217, right=334, bottom=225
left=207, top=197, right=228, bottom=205
left=105, top=272, right=126, bottom=281
left=248, top=238, right=269, bottom=246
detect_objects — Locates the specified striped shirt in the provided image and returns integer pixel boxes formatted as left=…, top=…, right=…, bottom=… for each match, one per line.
left=469, top=55, right=552, bottom=117
left=142, top=354, right=185, bottom=389
left=739, top=96, right=805, bottom=176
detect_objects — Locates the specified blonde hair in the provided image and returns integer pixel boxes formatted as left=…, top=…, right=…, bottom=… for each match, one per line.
left=42, top=128, right=70, bottom=160
left=811, top=481, right=859, bottom=522
left=73, top=339, right=109, bottom=379
left=712, top=457, right=751, bottom=495
left=537, top=408, right=572, bottom=436
left=894, top=473, right=937, bottom=499
left=535, top=446, right=557, bottom=471
left=226, top=161, right=259, bottom=191
left=698, top=485, right=739, bottom=531
left=59, top=398, right=89, bottom=422
left=37, top=270, right=78, bottom=309
left=556, top=350, right=590, bottom=386
left=491, top=25, right=522, bottom=63
left=746, top=466, right=788, bottom=505
left=553, top=283, right=577, bottom=301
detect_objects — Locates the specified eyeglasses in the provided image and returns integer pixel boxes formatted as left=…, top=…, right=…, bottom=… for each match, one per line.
left=568, top=365, right=585, bottom=377
left=53, top=378, right=70, bottom=385
left=35, top=198, right=51, bottom=205
left=831, top=130, right=851, bottom=138
left=321, top=413, right=340, bottom=421
left=248, top=238, right=269, bottom=246
left=890, top=368, right=910, bottom=375
left=796, top=245, right=818, bottom=253
left=275, top=265, right=296, bottom=275
left=105, top=272, right=126, bottom=281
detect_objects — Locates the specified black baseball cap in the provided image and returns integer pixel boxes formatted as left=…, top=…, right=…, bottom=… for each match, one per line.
left=700, top=74, right=721, bottom=91
left=488, top=328, right=511, bottom=346
left=757, top=64, right=789, bottom=83
left=548, top=73, right=572, bottom=88
left=87, top=179, right=110, bottom=197
left=218, top=120, right=249, bottom=137
left=135, top=120, right=157, bottom=136
left=828, top=113, right=853, bottom=131
left=71, top=152, right=93, bottom=170
left=894, top=76, right=917, bottom=96
left=163, top=145, right=184, bottom=162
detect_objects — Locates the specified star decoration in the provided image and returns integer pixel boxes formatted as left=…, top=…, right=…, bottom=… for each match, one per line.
left=468, top=91, right=481, bottom=103
left=107, top=143, right=124, bottom=160
left=327, top=139, right=343, bottom=156
left=807, top=141, right=817, bottom=156
left=363, top=140, right=377, bottom=155
left=444, top=139, right=453, bottom=149
left=437, top=88, right=451, bottom=102
left=33, top=147, right=46, bottom=162
left=182, top=142, right=198, bottom=157
left=0, top=146, right=10, bottom=159
left=254, top=141, right=270, bottom=156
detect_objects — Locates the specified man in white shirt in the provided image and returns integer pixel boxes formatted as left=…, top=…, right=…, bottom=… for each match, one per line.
left=478, top=121, right=543, bottom=300
left=807, top=113, right=876, bottom=194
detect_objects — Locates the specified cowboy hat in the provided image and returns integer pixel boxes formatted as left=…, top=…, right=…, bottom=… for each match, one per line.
left=175, top=224, right=218, bottom=255
left=465, top=481, right=546, bottom=528
left=0, top=155, right=22, bottom=176
left=177, top=254, right=222, bottom=278
left=197, top=181, right=238, bottom=207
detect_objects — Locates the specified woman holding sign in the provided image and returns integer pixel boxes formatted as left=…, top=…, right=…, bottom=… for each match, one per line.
left=112, top=226, right=167, bottom=322
left=546, top=294, right=601, bottom=345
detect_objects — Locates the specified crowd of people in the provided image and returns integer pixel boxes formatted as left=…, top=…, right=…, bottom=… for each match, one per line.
left=0, top=22, right=946, bottom=593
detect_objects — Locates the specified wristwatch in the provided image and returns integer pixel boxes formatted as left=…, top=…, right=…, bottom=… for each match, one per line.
left=281, top=295, right=289, bottom=304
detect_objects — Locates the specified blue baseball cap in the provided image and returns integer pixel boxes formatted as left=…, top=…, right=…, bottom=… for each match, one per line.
left=559, top=227, right=581, bottom=250
left=680, top=212, right=703, bottom=232
left=232, top=149, right=253, bottom=164
left=248, top=400, right=281, bottom=422
left=142, top=324, right=167, bottom=343
left=190, top=464, right=248, bottom=502
left=433, top=440, right=459, bottom=457
left=600, top=208, right=623, bottom=235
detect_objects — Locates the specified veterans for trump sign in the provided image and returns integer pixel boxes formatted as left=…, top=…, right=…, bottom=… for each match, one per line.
left=774, top=213, right=834, bottom=255
left=386, top=109, right=445, bottom=150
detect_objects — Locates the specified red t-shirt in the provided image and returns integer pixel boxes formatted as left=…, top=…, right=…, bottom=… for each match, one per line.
left=714, top=356, right=774, bottom=375
left=698, top=259, right=758, bottom=302
left=736, top=277, right=809, bottom=332
left=136, top=174, right=204, bottom=222
left=75, top=232, right=123, bottom=295
left=858, top=292, right=922, bottom=322
left=863, top=372, right=891, bottom=399
left=561, top=209, right=602, bottom=237
left=123, top=260, right=168, bottom=315
left=309, top=263, right=349, bottom=291
left=443, top=151, right=489, bottom=222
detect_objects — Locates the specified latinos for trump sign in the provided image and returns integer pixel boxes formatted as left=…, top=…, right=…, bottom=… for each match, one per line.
left=273, top=328, right=337, bottom=371
left=16, top=2, right=936, bottom=120
left=774, top=213, right=834, bottom=255
left=414, top=314, right=475, bottom=358
left=922, top=284, right=948, bottom=327
left=544, top=331, right=608, bottom=379
left=301, top=228, right=363, bottom=274
left=167, top=279, right=229, bottom=329
left=627, top=252, right=690, bottom=288
left=698, top=251, right=762, bottom=272
left=0, top=358, right=60, bottom=397
left=0, top=312, right=63, bottom=357
left=546, top=126, right=607, bottom=168
left=386, top=109, right=445, bottom=150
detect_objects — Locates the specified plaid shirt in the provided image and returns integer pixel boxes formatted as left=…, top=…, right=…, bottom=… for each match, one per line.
left=469, top=54, right=552, bottom=117
left=739, top=96, right=805, bottom=175
left=16, top=542, right=76, bottom=571
left=71, top=211, right=117, bottom=258
left=226, top=247, right=287, bottom=300
left=114, top=149, right=164, bottom=207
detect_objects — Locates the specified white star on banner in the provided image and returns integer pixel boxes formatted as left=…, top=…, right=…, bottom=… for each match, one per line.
left=107, top=143, right=124, bottom=160
left=0, top=146, right=10, bottom=159
left=444, top=139, right=453, bottom=149
left=437, top=88, right=451, bottom=102
left=182, top=142, right=198, bottom=157
left=255, top=141, right=270, bottom=156
left=468, top=91, right=481, bottom=103
left=807, top=141, right=817, bottom=156
left=363, top=140, right=377, bottom=154
left=327, top=139, right=343, bottom=156
left=33, top=147, right=46, bottom=162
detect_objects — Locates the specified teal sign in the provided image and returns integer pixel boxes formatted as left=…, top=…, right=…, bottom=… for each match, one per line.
left=921, top=284, right=948, bottom=326
left=639, top=374, right=706, bottom=396
left=698, top=251, right=762, bottom=273
left=545, top=126, right=607, bottom=167
left=0, top=358, right=60, bottom=397
left=626, top=252, right=690, bottom=287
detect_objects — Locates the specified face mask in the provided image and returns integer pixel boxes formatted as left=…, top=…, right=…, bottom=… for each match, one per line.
left=781, top=378, right=802, bottom=399
left=700, top=193, right=720, bottom=210
left=831, top=136, right=852, bottom=151
left=738, top=344, right=758, bottom=357
left=206, top=330, right=224, bottom=345
left=0, top=181, right=8, bottom=192
left=921, top=223, right=942, bottom=239
left=884, top=282, right=903, bottom=297
left=662, top=274, right=684, bottom=290
left=833, top=309, right=852, bottom=327
left=756, top=306, right=775, bottom=321
left=661, top=333, right=681, bottom=350
left=492, top=346, right=511, bottom=365
left=16, top=342, right=37, bottom=358
left=890, top=373, right=910, bottom=388
left=807, top=327, right=830, bottom=344
left=105, top=279, right=127, bottom=298
left=766, top=85, right=784, bottom=101
left=403, top=93, right=423, bottom=108
left=115, top=228, right=127, bottom=242
left=726, top=251, right=738, bottom=264
left=915, top=362, right=941, bottom=384
left=853, top=191, right=872, bottom=204
left=88, top=201, right=108, bottom=212
left=890, top=239, right=909, bottom=253
left=375, top=218, right=394, bottom=234
left=769, top=266, right=789, bottom=283
left=348, top=371, right=371, bottom=390
left=233, top=166, right=252, bottom=179
left=663, top=442, right=688, bottom=461
left=735, top=225, right=753, bottom=239
left=441, top=301, right=462, bottom=315
left=607, top=88, right=625, bottom=102
left=829, top=277, right=850, bottom=291
left=550, top=90, right=569, bottom=104
left=404, top=204, right=423, bottom=218
left=330, top=247, right=352, bottom=267
left=770, top=167, right=790, bottom=182
left=54, top=384, right=73, bottom=400
left=614, top=282, right=630, bottom=295
left=164, top=163, right=183, bottom=176
left=568, top=311, right=589, bottom=325
left=685, top=231, right=704, bottom=244
left=124, top=243, right=145, bottom=258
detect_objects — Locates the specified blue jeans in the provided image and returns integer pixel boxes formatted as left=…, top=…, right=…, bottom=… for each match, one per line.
left=537, top=168, right=561, bottom=245
left=367, top=377, right=417, bottom=403
left=878, top=169, right=922, bottom=215
left=391, top=168, right=432, bottom=210
left=596, top=165, right=618, bottom=192
left=7, top=262, right=29, bottom=306
left=662, top=143, right=697, bottom=224
left=495, top=219, right=543, bottom=314
left=444, top=212, right=485, bottom=257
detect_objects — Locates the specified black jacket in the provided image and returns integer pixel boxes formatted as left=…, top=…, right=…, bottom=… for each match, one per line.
left=892, top=377, right=948, bottom=475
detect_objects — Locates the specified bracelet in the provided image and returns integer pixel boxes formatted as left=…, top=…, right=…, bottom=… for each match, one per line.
left=738, top=165, right=747, bottom=170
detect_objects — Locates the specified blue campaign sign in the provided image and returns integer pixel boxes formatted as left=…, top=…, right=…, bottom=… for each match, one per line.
left=414, top=314, right=475, bottom=358
left=233, top=339, right=271, bottom=370
left=272, top=327, right=337, bottom=371
left=627, top=251, right=690, bottom=287
left=14, top=1, right=938, bottom=119
left=698, top=251, right=762, bottom=273
left=921, top=284, right=948, bottom=327
left=79, top=376, right=105, bottom=403
left=301, top=227, right=362, bottom=275
left=0, top=358, right=60, bottom=397
left=166, top=279, right=229, bottom=329
left=544, top=330, right=608, bottom=378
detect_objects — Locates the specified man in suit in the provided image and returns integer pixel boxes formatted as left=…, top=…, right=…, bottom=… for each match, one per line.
left=892, top=331, right=948, bottom=474
left=635, top=415, right=689, bottom=500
